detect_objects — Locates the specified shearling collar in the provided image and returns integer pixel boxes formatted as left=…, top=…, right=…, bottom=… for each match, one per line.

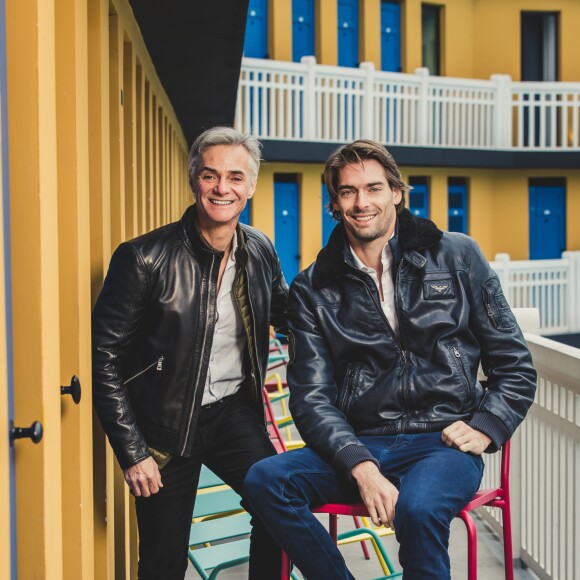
left=312, top=208, right=443, bottom=288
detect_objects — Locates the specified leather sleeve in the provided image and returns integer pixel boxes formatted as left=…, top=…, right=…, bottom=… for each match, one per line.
left=266, top=237, right=289, bottom=335
left=465, top=240, right=537, bottom=449
left=92, top=243, right=152, bottom=469
left=287, top=279, right=373, bottom=474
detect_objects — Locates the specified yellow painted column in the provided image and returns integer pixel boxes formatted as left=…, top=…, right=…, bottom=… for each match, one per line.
left=317, top=0, right=338, bottom=65
left=136, top=64, right=146, bottom=235
left=6, top=0, right=63, bottom=577
left=567, top=174, right=580, bottom=251
left=87, top=0, right=113, bottom=578
left=402, top=0, right=422, bottom=72
left=253, top=166, right=275, bottom=240
left=0, top=40, right=12, bottom=580
left=360, top=0, right=380, bottom=67
left=269, top=0, right=292, bottom=61
left=429, top=171, right=448, bottom=232
left=55, top=0, right=95, bottom=578
left=123, top=40, right=138, bottom=239
left=299, top=167, right=324, bottom=268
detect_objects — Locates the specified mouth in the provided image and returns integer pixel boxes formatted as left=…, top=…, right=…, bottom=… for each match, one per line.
left=350, top=214, right=376, bottom=223
left=209, top=199, right=234, bottom=206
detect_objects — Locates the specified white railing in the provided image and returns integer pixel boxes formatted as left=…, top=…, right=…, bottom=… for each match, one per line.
left=490, top=252, right=580, bottom=335
left=235, top=57, right=580, bottom=151
left=478, top=334, right=580, bottom=580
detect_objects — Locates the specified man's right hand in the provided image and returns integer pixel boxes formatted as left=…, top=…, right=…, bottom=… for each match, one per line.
left=123, top=456, right=163, bottom=497
left=351, top=461, right=398, bottom=530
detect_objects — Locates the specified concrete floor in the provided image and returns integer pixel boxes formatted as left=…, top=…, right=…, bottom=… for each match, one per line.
left=186, top=513, right=538, bottom=579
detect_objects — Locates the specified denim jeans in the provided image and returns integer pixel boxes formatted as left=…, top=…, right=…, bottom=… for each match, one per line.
left=242, top=432, right=484, bottom=580
left=135, top=390, right=280, bottom=580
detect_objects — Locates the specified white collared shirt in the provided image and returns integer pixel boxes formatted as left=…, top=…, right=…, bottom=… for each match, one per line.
left=350, top=240, right=399, bottom=336
left=202, top=232, right=247, bottom=406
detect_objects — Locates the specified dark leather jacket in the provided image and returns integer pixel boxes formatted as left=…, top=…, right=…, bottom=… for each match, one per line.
left=92, top=205, right=288, bottom=469
left=287, top=210, right=536, bottom=474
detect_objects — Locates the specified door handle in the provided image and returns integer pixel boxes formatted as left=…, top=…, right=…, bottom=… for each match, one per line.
left=9, top=420, right=43, bottom=444
left=61, top=375, right=81, bottom=404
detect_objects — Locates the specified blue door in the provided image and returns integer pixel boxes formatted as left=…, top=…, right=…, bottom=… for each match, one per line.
left=338, top=0, right=359, bottom=67
left=239, top=201, right=251, bottom=226
left=529, top=182, right=566, bottom=259
left=381, top=2, right=401, bottom=72
left=322, top=183, right=336, bottom=246
left=448, top=181, right=468, bottom=233
left=275, top=180, right=300, bottom=283
left=293, top=0, right=315, bottom=62
left=244, top=0, right=268, bottom=58
left=409, top=180, right=429, bottom=218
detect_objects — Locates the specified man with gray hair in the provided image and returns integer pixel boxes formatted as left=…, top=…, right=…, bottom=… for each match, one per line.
left=92, top=126, right=288, bottom=578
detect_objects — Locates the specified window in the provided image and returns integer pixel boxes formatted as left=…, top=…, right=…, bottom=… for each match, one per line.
left=521, top=12, right=558, bottom=82
left=422, top=4, right=441, bottom=75
left=447, top=177, right=468, bottom=234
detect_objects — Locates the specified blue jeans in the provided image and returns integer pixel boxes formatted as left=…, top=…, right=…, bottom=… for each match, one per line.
left=242, top=432, right=484, bottom=580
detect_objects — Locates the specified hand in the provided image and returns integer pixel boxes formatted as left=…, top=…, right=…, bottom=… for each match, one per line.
left=123, top=456, right=163, bottom=497
left=351, top=461, right=398, bottom=530
left=441, top=421, right=491, bottom=456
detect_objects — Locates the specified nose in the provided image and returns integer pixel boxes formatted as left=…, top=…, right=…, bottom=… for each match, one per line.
left=353, top=190, right=369, bottom=210
left=215, top=176, right=230, bottom=194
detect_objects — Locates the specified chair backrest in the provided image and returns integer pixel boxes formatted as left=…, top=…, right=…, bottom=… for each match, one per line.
left=263, top=388, right=288, bottom=453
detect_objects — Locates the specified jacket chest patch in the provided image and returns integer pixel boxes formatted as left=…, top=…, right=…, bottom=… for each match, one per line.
left=423, top=278, right=455, bottom=299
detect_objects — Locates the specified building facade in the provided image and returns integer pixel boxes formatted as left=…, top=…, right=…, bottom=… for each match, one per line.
left=237, top=0, right=580, bottom=284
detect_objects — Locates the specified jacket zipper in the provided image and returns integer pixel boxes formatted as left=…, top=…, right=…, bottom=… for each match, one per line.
left=181, top=255, right=217, bottom=454
left=124, top=356, right=164, bottom=385
left=339, top=366, right=358, bottom=412
left=451, top=345, right=473, bottom=404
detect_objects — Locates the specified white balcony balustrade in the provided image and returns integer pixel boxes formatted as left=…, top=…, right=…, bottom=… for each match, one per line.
left=236, top=57, right=580, bottom=151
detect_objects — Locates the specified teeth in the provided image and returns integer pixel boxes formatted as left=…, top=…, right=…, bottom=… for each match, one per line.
left=210, top=200, right=233, bottom=205
left=354, top=215, right=375, bottom=222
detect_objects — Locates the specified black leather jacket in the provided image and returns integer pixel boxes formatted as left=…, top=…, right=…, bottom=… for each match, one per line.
left=287, top=210, right=536, bottom=474
left=92, top=205, right=288, bottom=469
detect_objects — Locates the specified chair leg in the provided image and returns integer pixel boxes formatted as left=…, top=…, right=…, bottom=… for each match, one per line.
left=352, top=516, right=372, bottom=560
left=459, top=511, right=478, bottom=580
left=281, top=551, right=292, bottom=580
left=500, top=502, right=514, bottom=580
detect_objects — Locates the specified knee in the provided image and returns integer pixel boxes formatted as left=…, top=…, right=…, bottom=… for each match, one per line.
left=242, top=456, right=282, bottom=501
left=395, top=495, right=443, bottom=530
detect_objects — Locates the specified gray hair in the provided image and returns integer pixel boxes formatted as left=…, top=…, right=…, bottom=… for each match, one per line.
left=188, top=127, right=262, bottom=190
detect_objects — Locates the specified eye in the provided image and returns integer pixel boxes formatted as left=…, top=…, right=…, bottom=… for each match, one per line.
left=200, top=173, right=216, bottom=182
left=339, top=189, right=355, bottom=198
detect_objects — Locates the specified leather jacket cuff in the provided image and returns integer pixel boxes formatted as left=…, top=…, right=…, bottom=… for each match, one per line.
left=468, top=411, right=510, bottom=453
left=334, top=443, right=379, bottom=477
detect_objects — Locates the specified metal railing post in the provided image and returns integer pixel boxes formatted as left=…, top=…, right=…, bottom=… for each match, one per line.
left=491, top=74, right=512, bottom=149
left=360, top=62, right=375, bottom=140
left=415, top=67, right=430, bottom=146
left=301, top=56, right=317, bottom=141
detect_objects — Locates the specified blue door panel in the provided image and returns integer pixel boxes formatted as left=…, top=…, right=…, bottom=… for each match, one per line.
left=409, top=182, right=429, bottom=218
left=322, top=183, right=336, bottom=246
left=239, top=201, right=251, bottom=225
left=293, top=0, right=315, bottom=62
left=448, top=183, right=467, bottom=234
left=244, top=0, right=268, bottom=58
left=275, top=181, right=300, bottom=283
left=529, top=184, right=565, bottom=259
left=338, top=0, right=359, bottom=67
left=381, top=2, right=401, bottom=72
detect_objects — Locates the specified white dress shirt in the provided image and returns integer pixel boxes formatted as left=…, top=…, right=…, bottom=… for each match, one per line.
left=202, top=232, right=247, bottom=406
left=350, top=239, right=399, bottom=336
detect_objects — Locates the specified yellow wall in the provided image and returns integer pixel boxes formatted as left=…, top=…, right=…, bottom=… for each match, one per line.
left=4, top=0, right=189, bottom=578
left=252, top=161, right=580, bottom=264
left=265, top=0, right=580, bottom=80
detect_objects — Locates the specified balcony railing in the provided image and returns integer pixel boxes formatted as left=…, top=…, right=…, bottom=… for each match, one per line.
left=479, top=333, right=580, bottom=580
left=235, top=57, right=580, bottom=150
left=490, top=252, right=580, bottom=335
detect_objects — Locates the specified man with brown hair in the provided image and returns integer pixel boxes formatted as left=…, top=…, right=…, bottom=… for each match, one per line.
left=243, top=139, right=536, bottom=579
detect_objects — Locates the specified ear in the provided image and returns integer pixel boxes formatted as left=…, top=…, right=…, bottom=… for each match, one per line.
left=247, top=180, right=256, bottom=199
left=393, top=188, right=402, bottom=204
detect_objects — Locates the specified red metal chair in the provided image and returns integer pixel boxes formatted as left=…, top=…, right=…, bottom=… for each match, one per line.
left=280, top=441, right=513, bottom=580
left=458, top=440, right=513, bottom=580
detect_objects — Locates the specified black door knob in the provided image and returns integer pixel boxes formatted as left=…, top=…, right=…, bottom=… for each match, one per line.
left=10, top=420, right=43, bottom=444
left=61, top=375, right=81, bottom=404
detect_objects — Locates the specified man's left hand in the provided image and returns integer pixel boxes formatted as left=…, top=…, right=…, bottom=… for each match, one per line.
left=441, top=421, right=491, bottom=455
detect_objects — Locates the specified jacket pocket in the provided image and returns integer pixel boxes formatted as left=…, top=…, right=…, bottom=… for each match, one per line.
left=337, top=364, right=361, bottom=413
left=124, top=356, right=165, bottom=385
left=447, top=344, right=474, bottom=407
left=482, top=277, right=517, bottom=331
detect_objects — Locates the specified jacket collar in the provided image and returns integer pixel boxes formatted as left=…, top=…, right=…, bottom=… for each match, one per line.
left=180, top=204, right=249, bottom=265
left=312, top=208, right=443, bottom=288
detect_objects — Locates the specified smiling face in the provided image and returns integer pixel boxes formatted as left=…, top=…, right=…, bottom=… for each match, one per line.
left=333, top=159, right=402, bottom=248
left=194, top=144, right=256, bottom=235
